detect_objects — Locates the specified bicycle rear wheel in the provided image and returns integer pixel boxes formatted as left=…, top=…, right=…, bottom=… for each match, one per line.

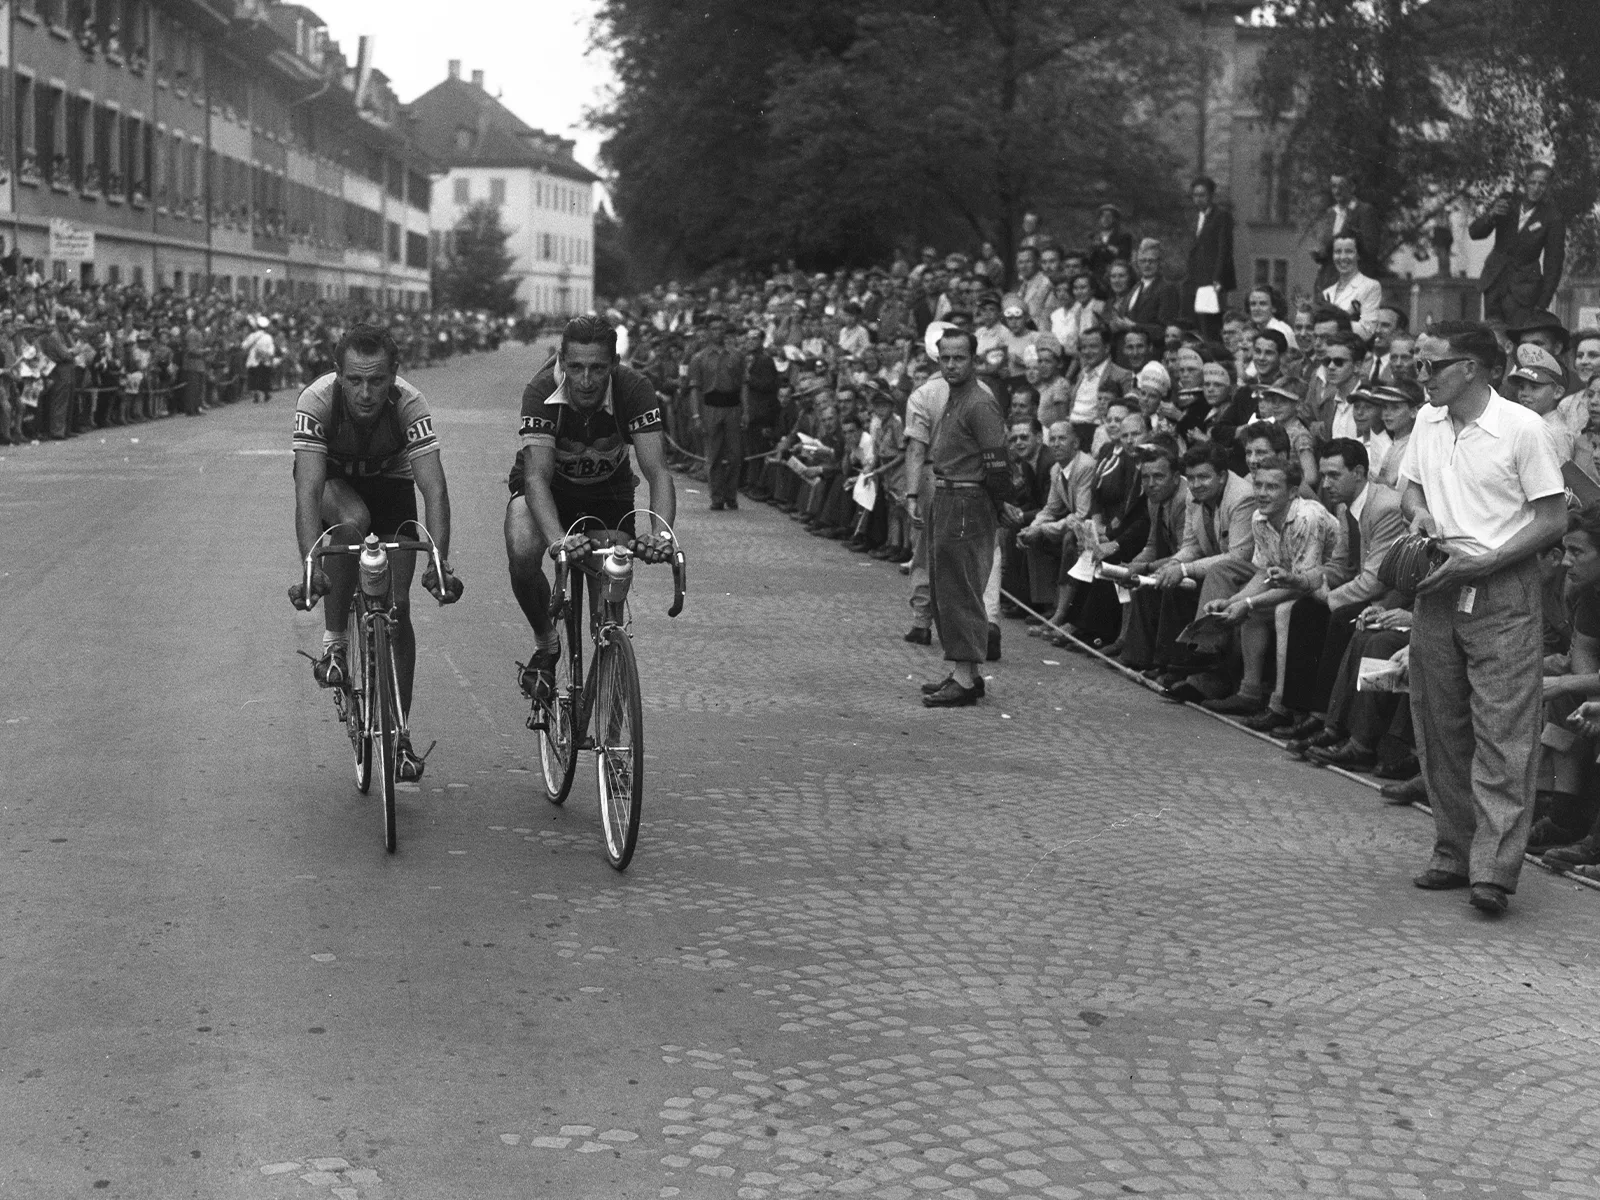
left=593, top=629, right=644, bottom=870
left=537, top=573, right=582, bottom=805
left=371, top=619, right=399, bottom=854
left=347, top=604, right=372, bottom=793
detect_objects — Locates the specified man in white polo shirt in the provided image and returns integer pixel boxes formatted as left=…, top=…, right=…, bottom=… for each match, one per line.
left=1398, top=321, right=1567, bottom=916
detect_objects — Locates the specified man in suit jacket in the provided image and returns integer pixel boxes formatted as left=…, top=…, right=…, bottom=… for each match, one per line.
left=1087, top=203, right=1135, bottom=281
left=1469, top=164, right=1566, bottom=326
left=1312, top=174, right=1383, bottom=292
left=1182, top=177, right=1237, bottom=341
left=1270, top=437, right=1408, bottom=737
left=1121, top=238, right=1181, bottom=330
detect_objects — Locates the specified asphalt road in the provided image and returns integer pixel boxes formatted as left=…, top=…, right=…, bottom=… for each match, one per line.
left=4, top=344, right=1600, bottom=1200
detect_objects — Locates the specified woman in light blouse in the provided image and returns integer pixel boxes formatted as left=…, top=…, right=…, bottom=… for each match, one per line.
left=1320, top=233, right=1382, bottom=341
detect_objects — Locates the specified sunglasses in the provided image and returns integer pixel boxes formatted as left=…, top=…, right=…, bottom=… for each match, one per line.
left=1415, top=355, right=1474, bottom=378
left=1321, top=355, right=1353, bottom=367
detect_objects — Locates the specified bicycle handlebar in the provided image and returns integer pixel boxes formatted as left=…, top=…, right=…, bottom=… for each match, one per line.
left=294, top=529, right=455, bottom=612
left=551, top=530, right=687, bottom=622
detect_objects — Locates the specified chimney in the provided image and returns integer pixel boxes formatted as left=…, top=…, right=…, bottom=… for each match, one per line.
left=471, top=70, right=485, bottom=90
left=448, top=59, right=460, bottom=80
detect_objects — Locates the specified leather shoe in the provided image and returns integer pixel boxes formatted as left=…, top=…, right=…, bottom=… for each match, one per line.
left=921, top=674, right=985, bottom=697
left=903, top=626, right=932, bottom=646
left=1374, top=754, right=1420, bottom=780
left=1279, top=715, right=1325, bottom=742
left=1469, top=883, right=1509, bottom=915
left=1161, top=682, right=1206, bottom=704
left=1138, top=667, right=1165, bottom=681
left=1201, top=692, right=1265, bottom=716
left=1526, top=817, right=1583, bottom=857
left=1285, top=727, right=1341, bottom=757
left=1381, top=775, right=1427, bottom=805
left=1542, top=834, right=1600, bottom=869
left=922, top=678, right=982, bottom=707
left=1241, top=708, right=1294, bottom=733
left=1413, top=868, right=1469, bottom=890
left=986, top=624, right=1002, bottom=662
left=1306, top=740, right=1377, bottom=770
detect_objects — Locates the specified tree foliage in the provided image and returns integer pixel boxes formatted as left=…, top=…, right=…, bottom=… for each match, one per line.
left=593, top=0, right=1189, bottom=281
left=434, top=201, right=519, bottom=316
left=1254, top=0, right=1600, bottom=270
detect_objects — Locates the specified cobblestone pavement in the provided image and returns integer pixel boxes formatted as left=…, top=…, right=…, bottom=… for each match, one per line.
left=3, top=346, right=1600, bottom=1200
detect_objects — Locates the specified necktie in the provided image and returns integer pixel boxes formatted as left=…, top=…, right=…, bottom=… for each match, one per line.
left=1202, top=503, right=1219, bottom=553
left=1519, top=206, right=1534, bottom=232
left=1344, top=506, right=1361, bottom=570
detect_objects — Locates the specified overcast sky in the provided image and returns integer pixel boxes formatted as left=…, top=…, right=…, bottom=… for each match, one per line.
left=315, top=0, right=615, bottom=174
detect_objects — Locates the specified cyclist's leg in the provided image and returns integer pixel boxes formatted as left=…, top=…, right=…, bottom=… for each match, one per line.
left=319, top=478, right=372, bottom=639
left=388, top=545, right=418, bottom=716
left=504, top=496, right=553, bottom=642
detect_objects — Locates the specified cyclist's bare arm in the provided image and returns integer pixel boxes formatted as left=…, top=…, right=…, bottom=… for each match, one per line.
left=519, top=442, right=574, bottom=553
left=632, top=429, right=677, bottom=541
left=412, top=450, right=452, bottom=562
left=293, top=449, right=330, bottom=561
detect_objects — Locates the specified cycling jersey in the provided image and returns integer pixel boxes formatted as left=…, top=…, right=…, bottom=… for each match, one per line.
left=515, top=358, right=662, bottom=498
left=293, top=372, right=438, bottom=481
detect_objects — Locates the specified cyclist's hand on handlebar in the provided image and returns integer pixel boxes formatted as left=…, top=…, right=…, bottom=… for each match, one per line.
left=422, top=561, right=464, bottom=604
left=549, top=533, right=593, bottom=560
left=634, top=532, right=676, bottom=564
left=288, top=567, right=330, bottom=611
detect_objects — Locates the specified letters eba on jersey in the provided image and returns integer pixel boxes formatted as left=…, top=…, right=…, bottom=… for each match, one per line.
left=518, top=363, right=662, bottom=490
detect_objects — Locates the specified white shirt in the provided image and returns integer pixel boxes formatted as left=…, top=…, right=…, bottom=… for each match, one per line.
left=1397, top=390, right=1565, bottom=556
left=1360, top=429, right=1392, bottom=480
left=1542, top=408, right=1576, bottom=463
left=1330, top=396, right=1358, bottom=440
left=1072, top=359, right=1109, bottom=424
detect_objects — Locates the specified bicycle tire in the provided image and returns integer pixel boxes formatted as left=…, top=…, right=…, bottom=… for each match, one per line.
left=372, top=619, right=399, bottom=854
left=538, top=571, right=582, bottom=805
left=347, top=602, right=372, bottom=793
left=593, top=628, right=644, bottom=870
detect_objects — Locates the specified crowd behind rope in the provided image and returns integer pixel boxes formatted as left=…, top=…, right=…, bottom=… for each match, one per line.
left=601, top=197, right=1600, bottom=893
left=0, top=274, right=520, bottom=446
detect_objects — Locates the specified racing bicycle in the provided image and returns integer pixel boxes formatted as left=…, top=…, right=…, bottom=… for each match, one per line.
left=527, top=526, right=685, bottom=870
left=294, top=523, right=458, bottom=853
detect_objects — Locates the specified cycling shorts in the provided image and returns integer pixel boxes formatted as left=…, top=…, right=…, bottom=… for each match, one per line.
left=335, top=474, right=418, bottom=540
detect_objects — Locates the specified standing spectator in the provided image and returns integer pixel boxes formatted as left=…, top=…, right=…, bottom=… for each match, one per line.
left=183, top=317, right=208, bottom=416
left=1469, top=163, right=1566, bottom=326
left=1015, top=247, right=1054, bottom=332
left=1320, top=234, right=1383, bottom=341
left=1087, top=203, right=1134, bottom=282
left=242, top=315, right=276, bottom=405
left=1312, top=173, right=1383, bottom=292
left=1182, top=177, right=1236, bottom=342
left=1122, top=239, right=1181, bottom=331
left=742, top=328, right=782, bottom=499
left=922, top=328, right=1010, bottom=707
left=687, top=315, right=747, bottom=511
left=41, top=310, right=76, bottom=440
left=1400, top=321, right=1567, bottom=915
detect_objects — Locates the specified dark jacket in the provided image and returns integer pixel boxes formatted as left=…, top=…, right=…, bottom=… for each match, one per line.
left=1184, top=206, right=1237, bottom=296
left=1121, top=275, right=1180, bottom=328
left=1469, top=195, right=1566, bottom=315
left=1313, top=199, right=1383, bottom=291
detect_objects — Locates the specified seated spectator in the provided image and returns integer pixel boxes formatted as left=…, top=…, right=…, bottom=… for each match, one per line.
left=1307, top=330, right=1368, bottom=444
left=1541, top=511, right=1600, bottom=873
left=1033, top=333, right=1072, bottom=427
left=1050, top=272, right=1106, bottom=359
left=1250, top=390, right=1319, bottom=490
left=1372, top=380, right=1423, bottom=488
left=1199, top=454, right=1341, bottom=716
left=1017, top=420, right=1096, bottom=635
left=1351, top=387, right=1392, bottom=484
left=1000, top=417, right=1052, bottom=615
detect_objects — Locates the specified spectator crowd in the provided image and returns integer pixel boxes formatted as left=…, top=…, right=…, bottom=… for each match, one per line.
left=0, top=270, right=516, bottom=446
left=599, top=168, right=1600, bottom=905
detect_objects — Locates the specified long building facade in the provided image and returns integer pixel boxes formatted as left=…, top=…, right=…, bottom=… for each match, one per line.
left=0, top=0, right=432, bottom=306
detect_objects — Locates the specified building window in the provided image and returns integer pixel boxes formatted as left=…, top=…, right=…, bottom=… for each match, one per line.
left=16, top=76, right=38, bottom=184
left=453, top=176, right=468, bottom=204
left=489, top=177, right=505, bottom=205
left=1253, top=257, right=1289, bottom=296
left=454, top=127, right=471, bottom=151
left=46, top=86, right=68, bottom=189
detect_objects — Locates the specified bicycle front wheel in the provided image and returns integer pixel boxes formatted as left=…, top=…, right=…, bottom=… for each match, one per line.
left=537, top=577, right=582, bottom=805
left=371, top=619, right=399, bottom=854
left=347, top=604, right=372, bottom=793
left=593, top=631, right=644, bottom=870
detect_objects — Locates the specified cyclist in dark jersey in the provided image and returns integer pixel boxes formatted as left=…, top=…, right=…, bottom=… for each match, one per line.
left=506, top=314, right=676, bottom=697
left=291, top=324, right=461, bottom=780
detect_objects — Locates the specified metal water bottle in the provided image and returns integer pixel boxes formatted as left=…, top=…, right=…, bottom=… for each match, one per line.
left=599, top=545, right=631, bottom=603
left=359, top=535, right=389, bottom=599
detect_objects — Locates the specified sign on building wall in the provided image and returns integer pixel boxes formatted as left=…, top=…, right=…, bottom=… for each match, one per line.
left=49, top=219, right=95, bottom=262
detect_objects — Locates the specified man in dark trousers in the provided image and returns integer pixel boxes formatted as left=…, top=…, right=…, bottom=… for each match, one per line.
left=1313, top=173, right=1383, bottom=293
left=922, top=328, right=1011, bottom=708
left=686, top=314, right=746, bottom=511
left=1469, top=163, right=1566, bottom=326
left=41, top=309, right=77, bottom=440
left=740, top=326, right=782, bottom=498
left=1182, top=176, right=1236, bottom=341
